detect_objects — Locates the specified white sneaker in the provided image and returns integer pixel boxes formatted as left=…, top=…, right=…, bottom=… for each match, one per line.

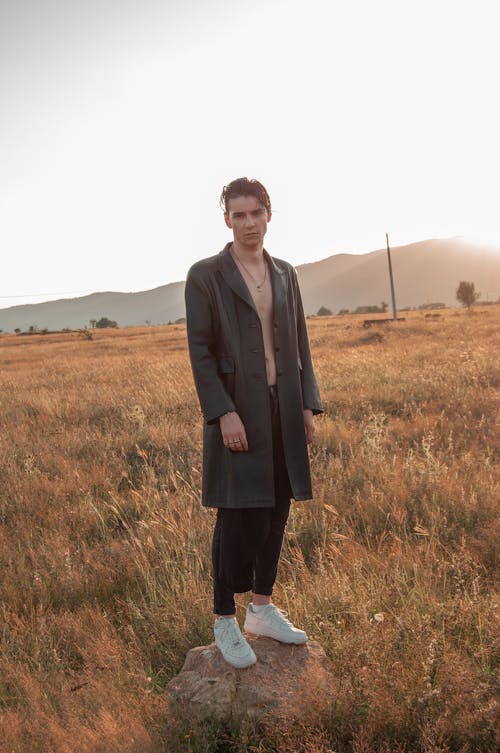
left=214, top=617, right=257, bottom=668
left=244, top=604, right=308, bottom=644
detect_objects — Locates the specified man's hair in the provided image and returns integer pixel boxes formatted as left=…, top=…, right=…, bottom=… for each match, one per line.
left=220, top=177, right=271, bottom=214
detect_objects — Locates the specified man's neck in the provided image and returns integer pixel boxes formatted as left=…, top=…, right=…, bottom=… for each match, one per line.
left=231, top=240, right=265, bottom=265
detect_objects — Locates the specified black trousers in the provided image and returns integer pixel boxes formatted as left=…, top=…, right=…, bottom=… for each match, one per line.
left=212, top=385, right=293, bottom=615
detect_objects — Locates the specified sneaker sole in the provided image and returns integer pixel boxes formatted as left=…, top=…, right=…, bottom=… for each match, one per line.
left=216, top=649, right=257, bottom=669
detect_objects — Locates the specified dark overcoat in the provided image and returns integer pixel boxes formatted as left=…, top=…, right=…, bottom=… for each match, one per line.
left=185, top=242, right=323, bottom=508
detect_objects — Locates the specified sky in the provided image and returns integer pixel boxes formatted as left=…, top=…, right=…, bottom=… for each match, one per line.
left=1, top=0, right=499, bottom=308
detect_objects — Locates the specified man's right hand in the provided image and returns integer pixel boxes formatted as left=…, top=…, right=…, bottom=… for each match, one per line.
left=219, top=411, right=248, bottom=452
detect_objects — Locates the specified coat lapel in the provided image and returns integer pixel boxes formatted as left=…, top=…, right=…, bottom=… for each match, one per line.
left=218, top=243, right=257, bottom=314
left=218, top=243, right=287, bottom=321
left=265, top=248, right=287, bottom=323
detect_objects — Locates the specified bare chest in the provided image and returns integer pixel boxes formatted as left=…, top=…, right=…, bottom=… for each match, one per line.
left=238, top=265, right=273, bottom=324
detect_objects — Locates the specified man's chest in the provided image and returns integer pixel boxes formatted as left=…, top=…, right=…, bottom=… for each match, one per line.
left=240, top=270, right=273, bottom=324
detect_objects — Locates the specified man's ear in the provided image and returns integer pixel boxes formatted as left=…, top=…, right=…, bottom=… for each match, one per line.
left=267, top=210, right=272, bottom=222
left=224, top=213, right=232, bottom=229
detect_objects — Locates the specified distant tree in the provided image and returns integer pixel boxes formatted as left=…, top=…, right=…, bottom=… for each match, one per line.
left=145, top=319, right=151, bottom=326
left=338, top=308, right=350, bottom=315
left=456, top=281, right=480, bottom=310
left=95, top=317, right=118, bottom=328
left=380, top=301, right=388, bottom=313
left=418, top=302, right=446, bottom=310
left=317, top=306, right=332, bottom=316
left=175, top=317, right=186, bottom=325
left=14, top=328, right=21, bottom=334
left=354, top=304, right=386, bottom=314
left=28, top=325, right=38, bottom=333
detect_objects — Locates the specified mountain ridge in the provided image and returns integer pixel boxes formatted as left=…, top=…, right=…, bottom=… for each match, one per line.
left=0, top=238, right=498, bottom=332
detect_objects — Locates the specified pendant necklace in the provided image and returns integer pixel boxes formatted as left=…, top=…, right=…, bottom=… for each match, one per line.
left=233, top=249, right=267, bottom=292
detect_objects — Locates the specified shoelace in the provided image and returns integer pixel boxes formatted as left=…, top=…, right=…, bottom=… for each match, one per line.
left=270, top=607, right=295, bottom=627
left=219, top=620, right=245, bottom=648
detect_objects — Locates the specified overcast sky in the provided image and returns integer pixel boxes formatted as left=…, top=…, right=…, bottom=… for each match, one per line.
left=1, top=0, right=499, bottom=308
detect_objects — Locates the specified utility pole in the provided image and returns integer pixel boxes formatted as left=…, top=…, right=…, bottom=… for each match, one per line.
left=386, top=233, right=398, bottom=321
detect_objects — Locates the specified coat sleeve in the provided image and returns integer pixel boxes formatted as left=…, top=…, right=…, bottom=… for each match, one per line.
left=185, top=265, right=236, bottom=425
left=293, top=269, right=323, bottom=415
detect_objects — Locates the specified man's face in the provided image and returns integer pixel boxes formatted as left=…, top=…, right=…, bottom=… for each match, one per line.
left=224, top=195, right=271, bottom=249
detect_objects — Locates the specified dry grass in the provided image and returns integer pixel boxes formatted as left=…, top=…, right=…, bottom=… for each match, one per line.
left=0, top=310, right=498, bottom=752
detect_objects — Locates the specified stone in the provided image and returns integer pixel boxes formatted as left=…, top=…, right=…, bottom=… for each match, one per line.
left=167, top=636, right=333, bottom=722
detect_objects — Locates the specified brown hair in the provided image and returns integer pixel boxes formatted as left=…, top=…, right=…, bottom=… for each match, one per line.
left=220, top=177, right=271, bottom=214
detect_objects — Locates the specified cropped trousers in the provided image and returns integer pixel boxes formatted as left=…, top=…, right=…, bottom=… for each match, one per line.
left=211, top=385, right=293, bottom=615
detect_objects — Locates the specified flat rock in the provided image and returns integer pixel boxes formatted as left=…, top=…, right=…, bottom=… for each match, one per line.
left=167, top=636, right=333, bottom=722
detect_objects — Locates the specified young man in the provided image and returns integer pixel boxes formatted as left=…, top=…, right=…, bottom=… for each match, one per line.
left=185, top=178, right=322, bottom=668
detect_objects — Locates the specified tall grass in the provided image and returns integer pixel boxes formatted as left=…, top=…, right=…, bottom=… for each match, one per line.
left=0, top=311, right=498, bottom=752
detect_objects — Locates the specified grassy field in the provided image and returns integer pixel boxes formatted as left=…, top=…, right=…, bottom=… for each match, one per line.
left=0, top=309, right=498, bottom=753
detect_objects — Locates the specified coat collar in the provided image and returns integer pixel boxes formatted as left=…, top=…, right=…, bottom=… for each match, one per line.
left=217, top=242, right=286, bottom=320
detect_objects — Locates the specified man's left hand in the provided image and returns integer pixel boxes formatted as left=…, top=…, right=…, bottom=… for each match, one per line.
left=303, top=408, right=314, bottom=444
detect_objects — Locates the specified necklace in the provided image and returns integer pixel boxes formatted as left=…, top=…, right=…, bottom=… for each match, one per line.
left=232, top=249, right=267, bottom=292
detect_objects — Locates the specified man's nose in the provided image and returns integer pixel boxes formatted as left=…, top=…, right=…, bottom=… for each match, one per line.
left=244, top=213, right=256, bottom=227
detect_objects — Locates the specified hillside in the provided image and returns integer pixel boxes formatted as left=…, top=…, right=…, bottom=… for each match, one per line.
left=0, top=238, right=498, bottom=332
left=296, top=238, right=500, bottom=313
left=0, top=281, right=185, bottom=333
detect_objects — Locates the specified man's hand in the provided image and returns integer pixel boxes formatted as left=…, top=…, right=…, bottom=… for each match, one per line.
left=303, top=408, right=314, bottom=444
left=219, top=411, right=248, bottom=452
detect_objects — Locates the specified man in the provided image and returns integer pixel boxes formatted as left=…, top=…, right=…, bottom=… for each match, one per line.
left=185, top=177, right=322, bottom=668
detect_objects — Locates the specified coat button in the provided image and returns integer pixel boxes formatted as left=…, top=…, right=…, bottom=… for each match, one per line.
left=275, top=346, right=280, bottom=352
left=249, top=322, right=258, bottom=328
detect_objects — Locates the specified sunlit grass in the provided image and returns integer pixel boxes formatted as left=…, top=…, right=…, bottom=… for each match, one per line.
left=0, top=311, right=498, bottom=752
